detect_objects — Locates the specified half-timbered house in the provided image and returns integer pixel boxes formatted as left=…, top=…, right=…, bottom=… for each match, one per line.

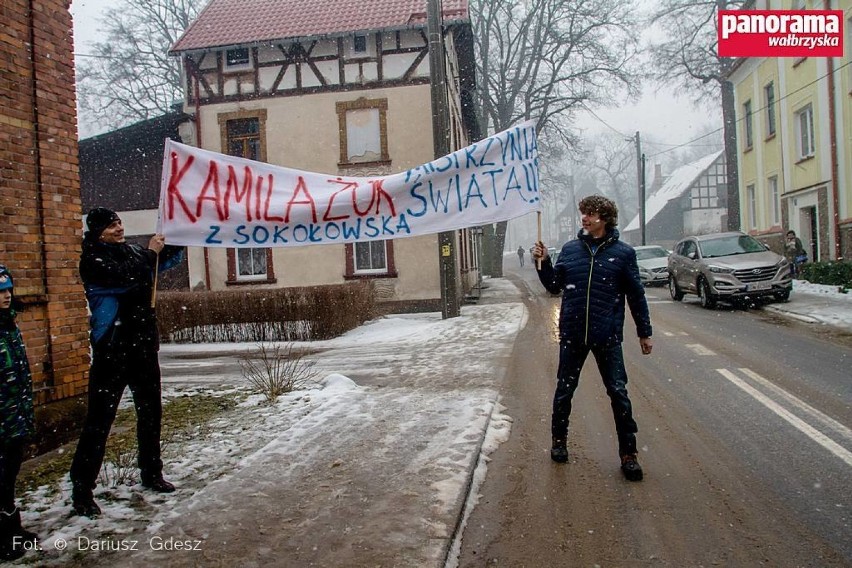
left=169, top=0, right=482, bottom=312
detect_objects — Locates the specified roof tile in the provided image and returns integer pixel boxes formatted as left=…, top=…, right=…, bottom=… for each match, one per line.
left=172, top=0, right=468, bottom=53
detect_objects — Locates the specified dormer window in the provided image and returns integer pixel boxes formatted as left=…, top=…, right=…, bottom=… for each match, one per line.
left=225, top=47, right=250, bottom=69
left=353, top=35, right=367, bottom=54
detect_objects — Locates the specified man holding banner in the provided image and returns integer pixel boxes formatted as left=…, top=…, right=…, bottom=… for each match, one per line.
left=532, top=195, right=652, bottom=482
left=70, top=208, right=183, bottom=518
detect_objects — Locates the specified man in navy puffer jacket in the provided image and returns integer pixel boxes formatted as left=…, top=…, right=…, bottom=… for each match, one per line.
left=533, top=195, right=652, bottom=481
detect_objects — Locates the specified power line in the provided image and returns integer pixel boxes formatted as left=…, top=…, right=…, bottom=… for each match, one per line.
left=647, top=58, right=852, bottom=159
left=579, top=102, right=632, bottom=138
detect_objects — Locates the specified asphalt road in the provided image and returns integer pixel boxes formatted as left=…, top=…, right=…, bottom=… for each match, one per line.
left=456, top=262, right=851, bottom=567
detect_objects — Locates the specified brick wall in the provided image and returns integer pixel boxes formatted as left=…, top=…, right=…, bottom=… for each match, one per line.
left=1, top=0, right=91, bottom=404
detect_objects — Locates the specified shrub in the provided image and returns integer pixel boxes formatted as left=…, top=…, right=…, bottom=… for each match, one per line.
left=799, top=260, right=852, bottom=290
left=240, top=343, right=319, bottom=403
left=98, top=436, right=138, bottom=488
left=156, top=281, right=375, bottom=343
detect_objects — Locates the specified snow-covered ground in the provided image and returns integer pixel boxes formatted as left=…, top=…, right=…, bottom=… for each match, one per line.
left=13, top=278, right=525, bottom=567
left=767, top=279, right=852, bottom=330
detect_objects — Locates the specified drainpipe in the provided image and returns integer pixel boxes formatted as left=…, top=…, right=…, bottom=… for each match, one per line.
left=28, top=0, right=55, bottom=385
left=193, top=67, right=212, bottom=290
left=826, top=0, right=842, bottom=260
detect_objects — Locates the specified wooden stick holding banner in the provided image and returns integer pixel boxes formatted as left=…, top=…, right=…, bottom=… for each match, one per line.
left=536, top=211, right=542, bottom=269
left=151, top=251, right=159, bottom=308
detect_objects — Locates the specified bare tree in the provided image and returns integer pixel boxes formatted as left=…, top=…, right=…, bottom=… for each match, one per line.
left=76, top=0, right=203, bottom=135
left=586, top=133, right=637, bottom=221
left=469, top=0, right=640, bottom=276
left=648, top=0, right=744, bottom=231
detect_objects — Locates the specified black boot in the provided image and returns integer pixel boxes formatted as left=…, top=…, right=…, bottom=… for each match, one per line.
left=550, top=437, right=568, bottom=463
left=0, top=509, right=26, bottom=561
left=72, top=486, right=101, bottom=518
left=9, top=508, right=37, bottom=544
left=620, top=453, right=643, bottom=481
left=141, top=475, right=175, bottom=493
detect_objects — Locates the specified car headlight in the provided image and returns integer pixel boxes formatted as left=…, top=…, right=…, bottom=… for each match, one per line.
left=707, top=265, right=734, bottom=274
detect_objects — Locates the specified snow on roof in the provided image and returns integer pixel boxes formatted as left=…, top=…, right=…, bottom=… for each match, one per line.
left=171, top=0, right=468, bottom=53
left=623, top=150, right=723, bottom=232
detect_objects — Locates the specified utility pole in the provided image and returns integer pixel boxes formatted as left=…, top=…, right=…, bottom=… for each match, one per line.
left=718, top=0, right=740, bottom=231
left=427, top=0, right=460, bottom=319
left=634, top=131, right=646, bottom=245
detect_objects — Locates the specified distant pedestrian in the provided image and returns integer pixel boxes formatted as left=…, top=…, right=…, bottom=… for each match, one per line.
left=532, top=195, right=652, bottom=481
left=784, top=230, right=807, bottom=277
left=70, top=208, right=183, bottom=518
left=517, top=246, right=526, bottom=267
left=0, top=265, right=38, bottom=561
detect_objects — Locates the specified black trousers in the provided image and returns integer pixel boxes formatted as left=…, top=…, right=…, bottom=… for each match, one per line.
left=552, top=341, right=638, bottom=456
left=70, top=344, right=163, bottom=492
left=0, top=439, right=24, bottom=512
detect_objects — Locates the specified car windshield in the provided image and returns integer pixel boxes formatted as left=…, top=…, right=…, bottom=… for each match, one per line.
left=699, top=235, right=766, bottom=258
left=635, top=247, right=668, bottom=260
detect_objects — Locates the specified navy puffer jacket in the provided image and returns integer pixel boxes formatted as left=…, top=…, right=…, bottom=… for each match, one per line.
left=536, top=228, right=652, bottom=347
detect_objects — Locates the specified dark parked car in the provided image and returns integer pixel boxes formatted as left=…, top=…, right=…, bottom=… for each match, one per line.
left=668, top=232, right=792, bottom=308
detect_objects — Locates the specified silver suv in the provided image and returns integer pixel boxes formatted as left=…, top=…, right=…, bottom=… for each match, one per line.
left=668, top=232, right=792, bottom=308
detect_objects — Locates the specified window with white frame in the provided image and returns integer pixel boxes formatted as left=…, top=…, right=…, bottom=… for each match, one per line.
left=747, top=184, right=757, bottom=229
left=764, top=82, right=776, bottom=137
left=795, top=105, right=815, bottom=159
left=354, top=241, right=388, bottom=274
left=237, top=249, right=268, bottom=280
left=768, top=175, right=780, bottom=225
left=743, top=100, right=753, bottom=149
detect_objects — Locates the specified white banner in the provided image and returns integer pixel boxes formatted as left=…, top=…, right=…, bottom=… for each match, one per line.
left=157, top=121, right=540, bottom=247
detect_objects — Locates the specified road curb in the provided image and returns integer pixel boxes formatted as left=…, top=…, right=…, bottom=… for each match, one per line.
left=441, top=397, right=498, bottom=568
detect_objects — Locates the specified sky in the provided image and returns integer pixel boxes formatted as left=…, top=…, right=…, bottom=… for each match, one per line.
left=68, top=0, right=720, bottom=146
left=8, top=275, right=851, bottom=566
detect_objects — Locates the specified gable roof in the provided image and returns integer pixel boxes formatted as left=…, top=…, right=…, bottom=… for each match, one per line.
left=623, top=150, right=724, bottom=232
left=171, top=0, right=469, bottom=53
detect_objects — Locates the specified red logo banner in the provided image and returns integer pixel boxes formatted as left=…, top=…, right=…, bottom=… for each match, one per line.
left=718, top=10, right=843, bottom=57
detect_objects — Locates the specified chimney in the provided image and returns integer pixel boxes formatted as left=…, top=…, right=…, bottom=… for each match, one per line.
left=650, top=163, right=666, bottom=192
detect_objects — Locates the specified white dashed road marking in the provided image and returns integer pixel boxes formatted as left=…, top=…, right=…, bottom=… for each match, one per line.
left=717, top=368, right=852, bottom=468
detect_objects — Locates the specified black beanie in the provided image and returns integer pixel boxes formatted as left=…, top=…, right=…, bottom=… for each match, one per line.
left=86, top=207, right=120, bottom=238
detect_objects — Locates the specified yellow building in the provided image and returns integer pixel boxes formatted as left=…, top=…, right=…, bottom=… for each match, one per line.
left=728, top=0, right=852, bottom=260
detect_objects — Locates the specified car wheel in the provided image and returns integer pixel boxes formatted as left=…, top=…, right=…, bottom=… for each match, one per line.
left=698, top=277, right=717, bottom=309
left=774, top=289, right=790, bottom=303
left=669, top=274, right=684, bottom=301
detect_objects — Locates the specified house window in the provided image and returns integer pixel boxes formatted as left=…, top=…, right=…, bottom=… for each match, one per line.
left=336, top=98, right=390, bottom=167
left=237, top=249, right=268, bottom=279
left=344, top=240, right=397, bottom=279
left=225, top=47, right=251, bottom=69
left=217, top=110, right=275, bottom=284
left=795, top=104, right=815, bottom=159
left=355, top=241, right=387, bottom=273
left=227, top=118, right=262, bottom=160
left=747, top=184, right=757, bottom=229
left=764, top=82, right=776, bottom=137
left=768, top=175, right=780, bottom=225
left=353, top=35, right=368, bottom=53
left=743, top=100, right=753, bottom=149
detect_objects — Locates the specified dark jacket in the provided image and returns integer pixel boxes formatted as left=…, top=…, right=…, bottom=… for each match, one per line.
left=0, top=308, right=34, bottom=441
left=80, top=237, right=182, bottom=351
left=536, top=228, right=652, bottom=347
